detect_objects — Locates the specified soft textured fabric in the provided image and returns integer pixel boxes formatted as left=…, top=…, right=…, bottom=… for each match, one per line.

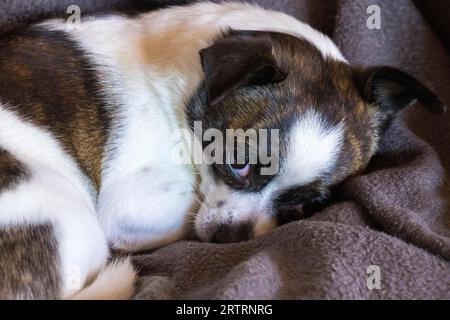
left=1, top=0, right=449, bottom=299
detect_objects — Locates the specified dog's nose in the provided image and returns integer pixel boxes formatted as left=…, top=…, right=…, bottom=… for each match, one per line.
left=212, top=223, right=252, bottom=244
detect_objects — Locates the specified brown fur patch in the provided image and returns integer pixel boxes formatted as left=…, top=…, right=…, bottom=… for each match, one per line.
left=0, top=224, right=60, bottom=299
left=0, top=27, right=111, bottom=190
left=0, top=148, right=29, bottom=192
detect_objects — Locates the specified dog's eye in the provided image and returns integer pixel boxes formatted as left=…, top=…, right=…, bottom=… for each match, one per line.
left=229, top=163, right=251, bottom=178
left=228, top=145, right=251, bottom=178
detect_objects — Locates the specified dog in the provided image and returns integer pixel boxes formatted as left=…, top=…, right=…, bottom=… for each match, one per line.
left=0, top=1, right=444, bottom=299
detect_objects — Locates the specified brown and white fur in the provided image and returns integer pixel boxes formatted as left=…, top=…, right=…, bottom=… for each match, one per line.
left=0, top=2, right=444, bottom=299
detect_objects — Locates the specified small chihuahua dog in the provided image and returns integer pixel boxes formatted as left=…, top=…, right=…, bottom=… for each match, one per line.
left=0, top=2, right=444, bottom=299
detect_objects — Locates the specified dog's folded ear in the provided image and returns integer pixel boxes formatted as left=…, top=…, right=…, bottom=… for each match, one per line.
left=354, top=66, right=446, bottom=127
left=199, top=31, right=287, bottom=106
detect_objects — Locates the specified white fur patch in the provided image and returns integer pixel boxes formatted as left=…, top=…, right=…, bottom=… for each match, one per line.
left=70, top=258, right=136, bottom=300
left=0, top=104, right=108, bottom=298
left=196, top=2, right=346, bottom=61
left=280, top=110, right=344, bottom=186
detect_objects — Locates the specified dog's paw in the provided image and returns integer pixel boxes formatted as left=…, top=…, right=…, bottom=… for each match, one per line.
left=98, top=169, right=196, bottom=252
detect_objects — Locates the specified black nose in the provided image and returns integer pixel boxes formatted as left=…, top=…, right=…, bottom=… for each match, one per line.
left=212, top=223, right=253, bottom=244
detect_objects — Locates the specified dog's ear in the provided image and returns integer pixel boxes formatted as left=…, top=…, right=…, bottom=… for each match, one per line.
left=354, top=66, right=446, bottom=130
left=199, top=31, right=287, bottom=106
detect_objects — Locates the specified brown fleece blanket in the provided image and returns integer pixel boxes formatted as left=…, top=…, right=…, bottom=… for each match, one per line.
left=2, top=0, right=449, bottom=299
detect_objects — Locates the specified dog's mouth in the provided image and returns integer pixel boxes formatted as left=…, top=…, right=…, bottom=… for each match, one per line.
left=191, top=194, right=331, bottom=244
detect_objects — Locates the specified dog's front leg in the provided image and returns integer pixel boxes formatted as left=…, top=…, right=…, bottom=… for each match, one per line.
left=98, top=166, right=197, bottom=252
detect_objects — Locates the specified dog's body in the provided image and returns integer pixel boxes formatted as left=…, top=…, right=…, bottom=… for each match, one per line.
left=0, top=2, right=444, bottom=299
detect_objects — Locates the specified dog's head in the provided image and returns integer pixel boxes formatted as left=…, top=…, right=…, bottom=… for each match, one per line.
left=187, top=30, right=445, bottom=243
